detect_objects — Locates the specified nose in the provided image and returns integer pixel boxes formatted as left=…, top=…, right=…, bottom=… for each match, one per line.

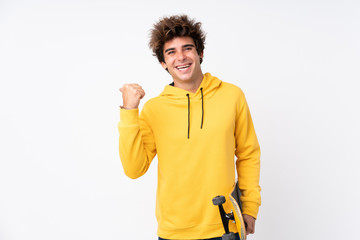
left=176, top=51, right=186, bottom=61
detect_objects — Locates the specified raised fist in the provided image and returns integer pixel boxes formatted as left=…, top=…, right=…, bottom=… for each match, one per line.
left=119, top=84, right=145, bottom=109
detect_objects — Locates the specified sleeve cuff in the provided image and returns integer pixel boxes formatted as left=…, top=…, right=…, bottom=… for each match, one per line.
left=119, top=108, right=139, bottom=125
left=242, top=201, right=260, bottom=219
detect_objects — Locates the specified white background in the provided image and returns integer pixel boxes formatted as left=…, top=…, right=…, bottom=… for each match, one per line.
left=1, top=0, right=359, bottom=239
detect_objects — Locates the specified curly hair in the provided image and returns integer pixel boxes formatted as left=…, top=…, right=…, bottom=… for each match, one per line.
left=149, top=15, right=206, bottom=64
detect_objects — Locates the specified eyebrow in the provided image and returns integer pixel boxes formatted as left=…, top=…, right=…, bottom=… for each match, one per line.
left=183, top=44, right=195, bottom=48
left=164, top=44, right=195, bottom=54
left=164, top=48, right=175, bottom=54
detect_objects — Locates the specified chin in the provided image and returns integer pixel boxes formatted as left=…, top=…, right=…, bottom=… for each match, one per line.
left=176, top=76, right=193, bottom=82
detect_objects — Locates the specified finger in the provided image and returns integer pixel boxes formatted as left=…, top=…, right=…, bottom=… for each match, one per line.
left=127, top=88, right=145, bottom=98
left=123, top=85, right=143, bottom=93
left=243, top=215, right=255, bottom=235
left=246, top=224, right=255, bottom=235
left=133, top=88, right=144, bottom=96
left=124, top=83, right=143, bottom=89
left=138, top=89, right=146, bottom=99
left=120, top=84, right=145, bottom=99
left=131, top=83, right=143, bottom=88
left=131, top=85, right=144, bottom=91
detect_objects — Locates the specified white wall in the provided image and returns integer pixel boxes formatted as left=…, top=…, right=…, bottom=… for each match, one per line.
left=1, top=0, right=359, bottom=239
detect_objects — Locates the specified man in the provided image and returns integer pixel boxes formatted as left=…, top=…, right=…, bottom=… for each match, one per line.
left=118, top=15, right=261, bottom=240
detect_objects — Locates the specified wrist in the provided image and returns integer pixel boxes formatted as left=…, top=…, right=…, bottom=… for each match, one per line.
left=120, top=105, right=137, bottom=110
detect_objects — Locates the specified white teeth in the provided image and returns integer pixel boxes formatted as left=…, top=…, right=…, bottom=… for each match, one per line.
left=176, top=65, right=190, bottom=70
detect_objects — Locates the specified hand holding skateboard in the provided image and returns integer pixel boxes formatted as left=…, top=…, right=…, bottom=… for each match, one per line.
left=242, top=214, right=255, bottom=235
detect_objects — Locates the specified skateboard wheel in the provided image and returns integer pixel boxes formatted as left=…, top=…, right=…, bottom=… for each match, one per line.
left=222, top=232, right=236, bottom=240
left=212, top=195, right=226, bottom=205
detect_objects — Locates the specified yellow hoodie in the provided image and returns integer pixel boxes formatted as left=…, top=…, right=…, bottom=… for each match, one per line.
left=118, top=73, right=261, bottom=239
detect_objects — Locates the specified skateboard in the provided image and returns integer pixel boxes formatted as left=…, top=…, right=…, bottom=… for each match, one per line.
left=212, top=181, right=247, bottom=240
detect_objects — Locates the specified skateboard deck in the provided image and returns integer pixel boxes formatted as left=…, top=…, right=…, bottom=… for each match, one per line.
left=212, top=181, right=246, bottom=240
left=229, top=182, right=246, bottom=240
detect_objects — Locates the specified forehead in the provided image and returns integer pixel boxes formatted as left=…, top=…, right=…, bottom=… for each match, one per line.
left=163, top=36, right=195, bottom=50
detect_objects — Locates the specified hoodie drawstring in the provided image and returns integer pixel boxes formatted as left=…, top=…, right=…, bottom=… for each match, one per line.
left=200, top=88, right=204, bottom=129
left=186, top=89, right=204, bottom=139
left=186, top=93, right=190, bottom=139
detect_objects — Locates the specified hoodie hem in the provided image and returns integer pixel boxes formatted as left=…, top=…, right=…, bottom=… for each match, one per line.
left=157, top=222, right=238, bottom=239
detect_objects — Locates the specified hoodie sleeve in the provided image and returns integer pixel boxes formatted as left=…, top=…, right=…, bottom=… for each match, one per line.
left=234, top=91, right=261, bottom=219
left=118, top=106, right=156, bottom=179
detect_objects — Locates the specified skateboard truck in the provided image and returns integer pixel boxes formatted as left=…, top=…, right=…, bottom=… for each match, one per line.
left=212, top=195, right=236, bottom=240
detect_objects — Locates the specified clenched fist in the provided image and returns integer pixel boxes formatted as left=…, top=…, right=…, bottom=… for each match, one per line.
left=243, top=214, right=256, bottom=235
left=119, top=84, right=145, bottom=109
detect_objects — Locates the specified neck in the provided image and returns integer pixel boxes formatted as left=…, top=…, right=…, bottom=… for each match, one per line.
left=173, top=74, right=204, bottom=93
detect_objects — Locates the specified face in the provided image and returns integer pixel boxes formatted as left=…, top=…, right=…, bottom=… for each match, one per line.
left=161, top=36, right=203, bottom=85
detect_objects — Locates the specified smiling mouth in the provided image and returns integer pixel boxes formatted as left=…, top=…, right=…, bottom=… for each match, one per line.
left=175, top=64, right=191, bottom=71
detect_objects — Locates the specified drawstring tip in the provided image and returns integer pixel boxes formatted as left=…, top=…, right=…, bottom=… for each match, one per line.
left=200, top=88, right=204, bottom=129
left=187, top=93, right=190, bottom=139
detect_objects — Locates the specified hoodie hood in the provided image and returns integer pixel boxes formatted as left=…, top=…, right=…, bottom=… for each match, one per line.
left=160, top=72, right=222, bottom=100
left=159, top=72, right=222, bottom=139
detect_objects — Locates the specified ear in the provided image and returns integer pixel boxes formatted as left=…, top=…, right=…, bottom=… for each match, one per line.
left=160, top=61, right=168, bottom=70
left=200, top=51, right=204, bottom=58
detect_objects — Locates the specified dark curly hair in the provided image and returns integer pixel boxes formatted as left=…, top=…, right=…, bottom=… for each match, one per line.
left=149, top=15, right=206, bottom=64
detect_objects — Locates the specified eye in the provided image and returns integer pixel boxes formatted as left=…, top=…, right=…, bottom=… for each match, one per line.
left=167, top=51, right=175, bottom=55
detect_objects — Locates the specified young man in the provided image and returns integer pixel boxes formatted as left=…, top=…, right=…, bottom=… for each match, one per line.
left=118, top=15, right=261, bottom=240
